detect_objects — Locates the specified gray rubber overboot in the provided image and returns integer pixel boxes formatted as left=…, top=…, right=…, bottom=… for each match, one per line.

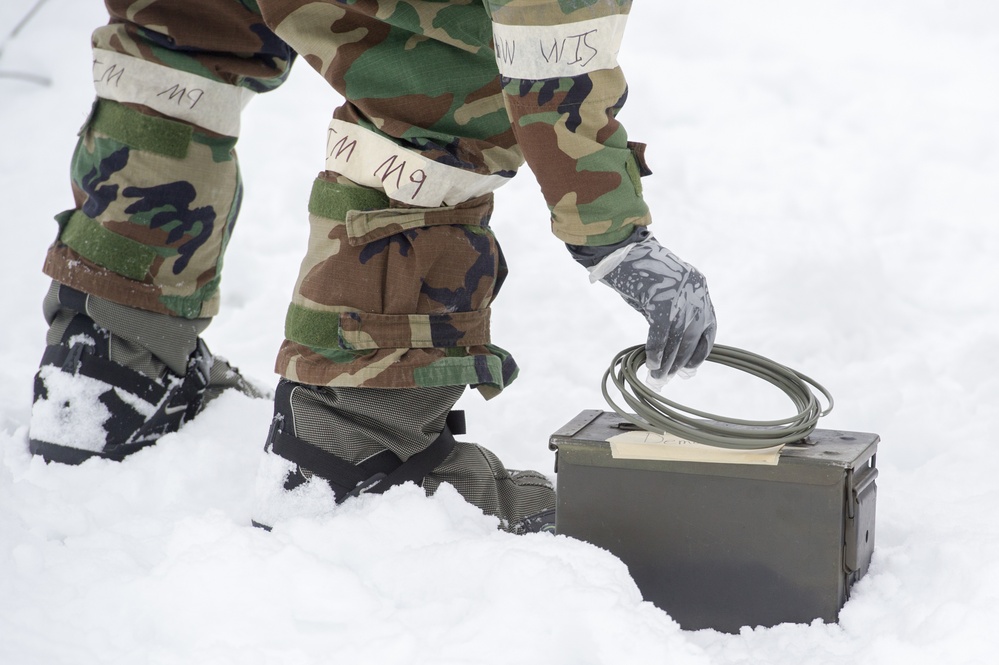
left=42, top=281, right=264, bottom=397
left=255, top=380, right=556, bottom=533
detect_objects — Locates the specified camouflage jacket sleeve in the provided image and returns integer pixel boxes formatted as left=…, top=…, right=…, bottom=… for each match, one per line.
left=485, top=0, right=653, bottom=247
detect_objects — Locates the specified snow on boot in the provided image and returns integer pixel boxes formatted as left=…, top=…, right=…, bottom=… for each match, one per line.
left=29, top=310, right=263, bottom=464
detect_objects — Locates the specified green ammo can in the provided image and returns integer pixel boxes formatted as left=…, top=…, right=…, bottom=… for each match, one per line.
left=550, top=410, right=879, bottom=633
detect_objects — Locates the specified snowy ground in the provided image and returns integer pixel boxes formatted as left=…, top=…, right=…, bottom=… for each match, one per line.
left=2, top=1, right=998, bottom=663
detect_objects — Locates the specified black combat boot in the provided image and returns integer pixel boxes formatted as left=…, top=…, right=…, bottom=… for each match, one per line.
left=28, top=284, right=264, bottom=464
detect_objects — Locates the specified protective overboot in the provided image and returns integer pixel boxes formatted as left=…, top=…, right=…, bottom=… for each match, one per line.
left=28, top=284, right=265, bottom=464
left=512, top=507, right=556, bottom=535
left=252, top=379, right=556, bottom=533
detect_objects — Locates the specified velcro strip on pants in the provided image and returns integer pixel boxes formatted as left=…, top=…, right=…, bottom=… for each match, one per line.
left=284, top=304, right=491, bottom=351
left=343, top=198, right=494, bottom=246
left=58, top=210, right=157, bottom=281
left=339, top=310, right=492, bottom=350
left=307, top=178, right=495, bottom=246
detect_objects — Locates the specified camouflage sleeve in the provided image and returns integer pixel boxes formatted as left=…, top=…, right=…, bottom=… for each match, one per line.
left=42, top=0, right=294, bottom=319
left=485, top=0, right=653, bottom=247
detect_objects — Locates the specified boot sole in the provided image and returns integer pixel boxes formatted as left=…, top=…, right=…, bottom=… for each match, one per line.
left=28, top=438, right=155, bottom=465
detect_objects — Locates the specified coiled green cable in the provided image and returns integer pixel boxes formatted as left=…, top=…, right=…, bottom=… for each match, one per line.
left=602, top=344, right=834, bottom=449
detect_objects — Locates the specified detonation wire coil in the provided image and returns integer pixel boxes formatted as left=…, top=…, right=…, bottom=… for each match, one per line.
left=603, top=344, right=834, bottom=449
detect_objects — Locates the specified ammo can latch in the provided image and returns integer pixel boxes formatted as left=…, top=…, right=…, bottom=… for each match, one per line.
left=844, top=454, right=878, bottom=580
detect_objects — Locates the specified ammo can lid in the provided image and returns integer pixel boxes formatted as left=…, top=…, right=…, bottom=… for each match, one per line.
left=549, top=410, right=879, bottom=475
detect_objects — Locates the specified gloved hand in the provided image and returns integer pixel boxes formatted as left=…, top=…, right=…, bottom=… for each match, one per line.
left=587, top=235, right=717, bottom=384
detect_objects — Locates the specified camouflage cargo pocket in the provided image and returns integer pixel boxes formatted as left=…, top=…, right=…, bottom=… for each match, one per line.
left=276, top=176, right=518, bottom=398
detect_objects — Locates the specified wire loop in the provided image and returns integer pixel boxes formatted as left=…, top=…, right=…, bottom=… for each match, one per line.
left=602, top=344, right=834, bottom=449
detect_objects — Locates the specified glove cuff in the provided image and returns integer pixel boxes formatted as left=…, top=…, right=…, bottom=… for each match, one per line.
left=565, top=226, right=651, bottom=269
left=587, top=243, right=639, bottom=283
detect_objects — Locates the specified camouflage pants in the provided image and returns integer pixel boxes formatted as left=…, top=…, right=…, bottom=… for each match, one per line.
left=43, top=0, right=651, bottom=397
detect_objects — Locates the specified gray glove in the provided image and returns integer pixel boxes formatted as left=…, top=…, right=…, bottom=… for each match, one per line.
left=572, top=233, right=716, bottom=383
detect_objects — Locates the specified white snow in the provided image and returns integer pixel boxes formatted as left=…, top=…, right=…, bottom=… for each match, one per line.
left=2, top=1, right=998, bottom=663
left=29, top=365, right=112, bottom=453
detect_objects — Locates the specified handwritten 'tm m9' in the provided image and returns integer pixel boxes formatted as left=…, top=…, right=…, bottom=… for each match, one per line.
left=93, top=59, right=206, bottom=110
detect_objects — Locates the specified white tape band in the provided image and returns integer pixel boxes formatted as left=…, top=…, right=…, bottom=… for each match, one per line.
left=325, top=119, right=511, bottom=208
left=491, top=14, right=628, bottom=80
left=92, top=49, right=255, bottom=137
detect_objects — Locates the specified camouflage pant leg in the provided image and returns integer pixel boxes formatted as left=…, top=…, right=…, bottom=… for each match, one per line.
left=258, top=2, right=554, bottom=520
left=258, top=1, right=523, bottom=397
left=42, top=0, right=294, bottom=319
left=485, top=0, right=652, bottom=245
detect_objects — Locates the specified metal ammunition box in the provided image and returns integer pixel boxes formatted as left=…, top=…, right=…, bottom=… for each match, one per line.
left=550, top=410, right=878, bottom=632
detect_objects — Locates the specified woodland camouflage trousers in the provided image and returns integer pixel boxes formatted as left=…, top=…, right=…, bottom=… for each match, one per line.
left=43, top=0, right=652, bottom=397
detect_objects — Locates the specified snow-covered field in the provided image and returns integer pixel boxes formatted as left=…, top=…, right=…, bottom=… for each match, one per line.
left=2, top=1, right=997, bottom=663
